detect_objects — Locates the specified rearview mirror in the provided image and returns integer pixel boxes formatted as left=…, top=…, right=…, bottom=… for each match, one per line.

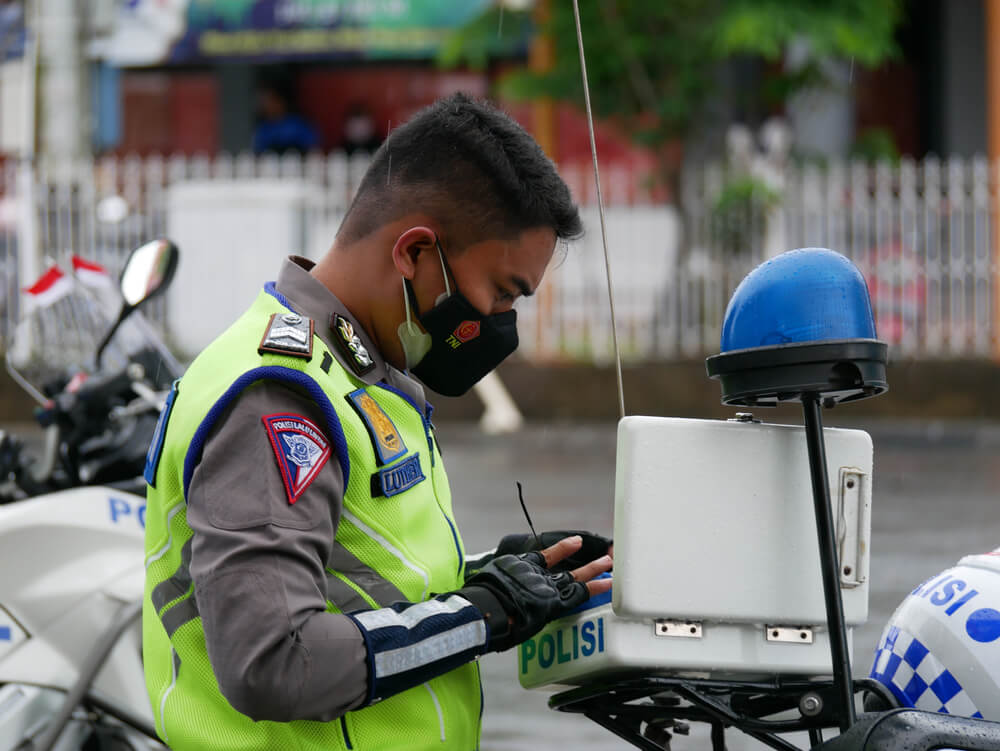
left=120, top=239, right=178, bottom=308
left=96, top=239, right=180, bottom=369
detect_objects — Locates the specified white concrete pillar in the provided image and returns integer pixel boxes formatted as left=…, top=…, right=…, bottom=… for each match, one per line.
left=36, top=0, right=89, bottom=171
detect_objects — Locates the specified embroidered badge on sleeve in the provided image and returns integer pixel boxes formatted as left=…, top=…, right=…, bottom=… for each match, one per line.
left=262, top=413, right=331, bottom=504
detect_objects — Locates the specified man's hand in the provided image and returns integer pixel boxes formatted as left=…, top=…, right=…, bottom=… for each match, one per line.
left=469, top=530, right=613, bottom=576
left=460, top=535, right=613, bottom=652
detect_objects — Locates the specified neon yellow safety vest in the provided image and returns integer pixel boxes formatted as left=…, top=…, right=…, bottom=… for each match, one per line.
left=142, top=289, right=482, bottom=750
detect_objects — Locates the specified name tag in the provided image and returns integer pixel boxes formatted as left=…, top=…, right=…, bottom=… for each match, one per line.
left=371, top=454, right=425, bottom=498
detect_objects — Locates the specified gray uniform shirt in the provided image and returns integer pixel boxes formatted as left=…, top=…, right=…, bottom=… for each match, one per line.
left=187, top=256, right=429, bottom=722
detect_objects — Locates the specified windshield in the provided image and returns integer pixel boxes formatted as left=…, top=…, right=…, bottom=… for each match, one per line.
left=8, top=263, right=177, bottom=398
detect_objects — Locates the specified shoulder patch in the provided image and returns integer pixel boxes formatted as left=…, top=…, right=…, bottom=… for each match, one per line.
left=262, top=413, right=331, bottom=504
left=259, top=312, right=314, bottom=360
left=331, top=314, right=375, bottom=376
left=346, top=388, right=407, bottom=465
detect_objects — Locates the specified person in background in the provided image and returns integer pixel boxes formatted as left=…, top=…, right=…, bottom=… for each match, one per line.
left=342, top=101, right=382, bottom=155
left=252, top=81, right=319, bottom=155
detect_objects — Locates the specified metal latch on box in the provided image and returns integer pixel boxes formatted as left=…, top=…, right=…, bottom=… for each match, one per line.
left=654, top=620, right=703, bottom=638
left=765, top=625, right=814, bottom=644
left=835, top=467, right=870, bottom=589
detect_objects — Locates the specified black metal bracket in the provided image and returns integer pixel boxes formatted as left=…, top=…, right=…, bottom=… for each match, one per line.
left=550, top=675, right=882, bottom=751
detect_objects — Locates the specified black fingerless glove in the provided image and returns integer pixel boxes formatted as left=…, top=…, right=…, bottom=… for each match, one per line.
left=458, top=552, right=589, bottom=653
left=494, top=531, right=612, bottom=573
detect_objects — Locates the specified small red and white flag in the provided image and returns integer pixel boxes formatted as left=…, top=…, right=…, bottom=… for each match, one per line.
left=22, top=266, right=74, bottom=309
left=72, top=256, right=113, bottom=289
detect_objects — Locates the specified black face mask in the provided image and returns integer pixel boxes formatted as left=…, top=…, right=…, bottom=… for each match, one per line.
left=398, top=242, right=519, bottom=397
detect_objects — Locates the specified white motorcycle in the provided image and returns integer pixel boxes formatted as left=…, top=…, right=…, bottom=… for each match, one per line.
left=0, top=241, right=177, bottom=750
left=0, top=488, right=159, bottom=751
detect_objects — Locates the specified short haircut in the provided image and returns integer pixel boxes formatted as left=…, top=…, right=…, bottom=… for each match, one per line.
left=337, top=93, right=583, bottom=250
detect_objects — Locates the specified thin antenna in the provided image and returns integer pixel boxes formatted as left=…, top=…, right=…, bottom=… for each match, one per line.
left=571, top=0, right=625, bottom=420
left=516, top=481, right=541, bottom=548
left=386, top=121, right=393, bottom=184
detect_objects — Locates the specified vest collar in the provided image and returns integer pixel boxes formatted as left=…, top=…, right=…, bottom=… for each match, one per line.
left=272, top=256, right=388, bottom=385
left=273, top=257, right=428, bottom=407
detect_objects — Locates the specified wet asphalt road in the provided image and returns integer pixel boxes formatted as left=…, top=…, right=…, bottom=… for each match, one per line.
left=439, top=418, right=1000, bottom=751
left=4, top=416, right=997, bottom=750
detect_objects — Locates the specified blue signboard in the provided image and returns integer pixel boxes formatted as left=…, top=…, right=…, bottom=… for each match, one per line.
left=171, top=0, right=516, bottom=64
left=95, top=0, right=527, bottom=66
left=0, top=2, right=25, bottom=61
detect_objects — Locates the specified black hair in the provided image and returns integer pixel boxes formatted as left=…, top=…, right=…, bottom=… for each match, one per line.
left=337, top=93, right=583, bottom=249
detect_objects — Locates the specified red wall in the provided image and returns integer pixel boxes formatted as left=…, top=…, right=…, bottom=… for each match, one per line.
left=170, top=74, right=220, bottom=155
left=119, top=71, right=218, bottom=156
left=294, top=66, right=659, bottom=200
left=116, top=64, right=660, bottom=200
left=295, top=66, right=488, bottom=151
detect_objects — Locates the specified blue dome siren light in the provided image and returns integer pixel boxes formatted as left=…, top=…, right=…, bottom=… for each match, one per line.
left=705, top=248, right=888, bottom=407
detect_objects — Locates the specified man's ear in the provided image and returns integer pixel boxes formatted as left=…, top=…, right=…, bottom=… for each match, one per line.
left=391, top=227, right=438, bottom=279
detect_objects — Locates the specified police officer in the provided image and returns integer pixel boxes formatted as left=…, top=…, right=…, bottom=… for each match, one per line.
left=142, top=93, right=613, bottom=750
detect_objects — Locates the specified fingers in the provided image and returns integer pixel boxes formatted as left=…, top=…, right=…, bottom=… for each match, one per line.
left=538, top=534, right=583, bottom=569
left=538, top=537, right=614, bottom=601
left=585, top=575, right=613, bottom=598
left=571, top=554, right=613, bottom=584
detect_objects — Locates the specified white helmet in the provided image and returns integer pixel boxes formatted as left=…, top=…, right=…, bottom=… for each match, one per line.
left=868, top=547, right=1000, bottom=719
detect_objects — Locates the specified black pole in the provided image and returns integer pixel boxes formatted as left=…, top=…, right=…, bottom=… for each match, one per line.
left=94, top=302, right=132, bottom=370
left=801, top=394, right=855, bottom=732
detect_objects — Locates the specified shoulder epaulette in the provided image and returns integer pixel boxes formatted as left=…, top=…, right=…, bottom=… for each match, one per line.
left=258, top=312, right=314, bottom=360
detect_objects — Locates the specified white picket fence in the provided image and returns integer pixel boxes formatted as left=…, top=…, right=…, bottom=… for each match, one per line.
left=0, top=152, right=997, bottom=365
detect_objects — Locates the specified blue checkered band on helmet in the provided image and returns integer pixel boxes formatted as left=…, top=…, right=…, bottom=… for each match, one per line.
left=869, top=625, right=983, bottom=718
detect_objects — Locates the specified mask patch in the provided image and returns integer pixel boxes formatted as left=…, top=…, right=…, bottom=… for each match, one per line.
left=371, top=454, right=425, bottom=497
left=448, top=320, right=481, bottom=347
left=262, top=413, right=331, bottom=504
left=259, top=312, right=314, bottom=360
left=347, top=388, right=407, bottom=465
left=332, top=314, right=376, bottom=376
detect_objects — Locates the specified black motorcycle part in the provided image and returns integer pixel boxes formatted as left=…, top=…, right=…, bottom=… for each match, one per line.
left=705, top=340, right=888, bottom=407
left=550, top=676, right=903, bottom=751
left=814, top=709, right=1000, bottom=751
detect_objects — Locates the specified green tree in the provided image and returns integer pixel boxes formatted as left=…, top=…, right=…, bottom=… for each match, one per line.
left=439, top=0, right=903, bottom=202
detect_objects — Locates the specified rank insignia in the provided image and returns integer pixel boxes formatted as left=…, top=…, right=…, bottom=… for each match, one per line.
left=259, top=312, right=314, bottom=360
left=371, top=454, right=425, bottom=498
left=262, top=413, right=331, bottom=504
left=332, top=313, right=375, bottom=376
left=346, top=388, right=407, bottom=465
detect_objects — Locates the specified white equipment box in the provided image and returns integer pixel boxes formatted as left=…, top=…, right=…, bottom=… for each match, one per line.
left=519, top=415, right=873, bottom=688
